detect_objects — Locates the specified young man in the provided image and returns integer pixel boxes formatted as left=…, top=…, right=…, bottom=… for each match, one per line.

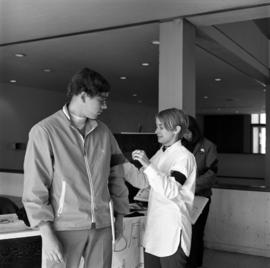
left=23, top=67, right=129, bottom=268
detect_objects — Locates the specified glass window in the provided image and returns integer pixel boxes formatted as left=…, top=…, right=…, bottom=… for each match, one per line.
left=251, top=113, right=266, bottom=154
left=260, top=113, right=266, bottom=124
left=260, top=127, right=266, bottom=154
left=252, top=127, right=259, bottom=153
left=251, top=114, right=259, bottom=124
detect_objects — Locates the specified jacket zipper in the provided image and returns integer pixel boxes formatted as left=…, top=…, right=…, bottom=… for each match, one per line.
left=83, top=145, right=96, bottom=223
left=71, top=125, right=96, bottom=224
left=79, top=134, right=96, bottom=224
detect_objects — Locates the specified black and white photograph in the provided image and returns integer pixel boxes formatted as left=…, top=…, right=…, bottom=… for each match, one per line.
left=0, top=1, right=270, bottom=267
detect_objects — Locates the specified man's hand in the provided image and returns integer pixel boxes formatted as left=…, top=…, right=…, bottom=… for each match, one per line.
left=114, top=214, right=124, bottom=241
left=39, top=222, right=64, bottom=263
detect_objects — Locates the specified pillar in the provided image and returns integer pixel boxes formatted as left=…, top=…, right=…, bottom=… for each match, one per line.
left=158, top=18, right=196, bottom=116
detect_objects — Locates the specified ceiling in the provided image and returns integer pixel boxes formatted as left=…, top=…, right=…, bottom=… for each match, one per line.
left=255, top=18, right=270, bottom=39
left=0, top=0, right=270, bottom=114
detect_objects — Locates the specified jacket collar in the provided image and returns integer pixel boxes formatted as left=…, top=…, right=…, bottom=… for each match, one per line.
left=193, top=139, right=205, bottom=155
left=62, top=104, right=71, bottom=120
left=62, top=105, right=98, bottom=135
left=161, top=140, right=182, bottom=153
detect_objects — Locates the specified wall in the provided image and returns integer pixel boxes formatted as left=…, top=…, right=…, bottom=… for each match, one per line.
left=218, top=153, right=265, bottom=178
left=0, top=83, right=65, bottom=170
left=0, top=172, right=23, bottom=197
left=100, top=100, right=156, bottom=133
left=0, top=83, right=157, bottom=170
left=269, top=41, right=270, bottom=67
left=205, top=188, right=270, bottom=257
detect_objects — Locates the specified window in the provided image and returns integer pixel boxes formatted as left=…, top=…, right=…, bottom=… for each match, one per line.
left=251, top=113, right=266, bottom=154
left=204, top=114, right=251, bottom=153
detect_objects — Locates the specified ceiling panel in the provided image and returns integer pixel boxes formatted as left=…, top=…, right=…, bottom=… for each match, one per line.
left=1, top=0, right=269, bottom=114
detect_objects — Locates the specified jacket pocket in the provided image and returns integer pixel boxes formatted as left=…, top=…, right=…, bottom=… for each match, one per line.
left=57, top=181, right=66, bottom=217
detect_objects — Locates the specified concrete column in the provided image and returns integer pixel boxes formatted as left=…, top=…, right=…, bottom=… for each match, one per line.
left=158, top=18, right=196, bottom=116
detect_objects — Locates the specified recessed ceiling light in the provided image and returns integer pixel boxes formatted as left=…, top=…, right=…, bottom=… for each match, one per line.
left=120, top=76, right=127, bottom=80
left=15, top=53, right=26, bottom=57
left=9, top=80, right=16, bottom=83
left=43, top=68, right=52, bottom=73
left=214, top=78, right=222, bottom=82
left=152, top=40, right=160, bottom=45
left=203, top=95, right=208, bottom=99
left=132, top=94, right=137, bottom=97
left=141, top=62, right=150, bottom=67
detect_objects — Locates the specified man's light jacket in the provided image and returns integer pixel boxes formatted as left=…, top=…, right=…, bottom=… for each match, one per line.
left=23, top=106, right=129, bottom=230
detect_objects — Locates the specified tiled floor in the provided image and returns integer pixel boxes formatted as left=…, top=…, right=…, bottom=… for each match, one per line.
left=203, top=248, right=270, bottom=268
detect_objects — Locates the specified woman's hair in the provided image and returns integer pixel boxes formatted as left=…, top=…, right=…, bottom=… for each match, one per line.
left=66, top=67, right=110, bottom=103
left=182, top=115, right=203, bottom=152
left=156, top=108, right=190, bottom=140
left=187, top=115, right=203, bottom=144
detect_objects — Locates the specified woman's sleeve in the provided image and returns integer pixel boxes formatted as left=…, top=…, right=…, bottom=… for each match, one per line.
left=196, top=142, right=218, bottom=194
left=143, top=155, right=196, bottom=206
left=122, top=162, right=149, bottom=189
left=108, top=132, right=129, bottom=216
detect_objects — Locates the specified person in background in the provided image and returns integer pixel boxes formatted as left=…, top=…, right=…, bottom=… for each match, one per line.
left=22, top=67, right=129, bottom=268
left=122, top=108, right=197, bottom=268
left=183, top=115, right=218, bottom=268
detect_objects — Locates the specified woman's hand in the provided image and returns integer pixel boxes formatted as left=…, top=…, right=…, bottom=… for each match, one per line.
left=132, top=150, right=150, bottom=168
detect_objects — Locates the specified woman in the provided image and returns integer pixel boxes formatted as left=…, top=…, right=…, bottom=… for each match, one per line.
left=123, top=108, right=197, bottom=268
left=182, top=115, right=218, bottom=268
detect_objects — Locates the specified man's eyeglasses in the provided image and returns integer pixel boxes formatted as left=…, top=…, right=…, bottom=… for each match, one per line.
left=97, top=96, right=108, bottom=106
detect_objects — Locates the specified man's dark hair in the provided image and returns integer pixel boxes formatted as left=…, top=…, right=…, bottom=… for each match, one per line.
left=66, top=67, right=110, bottom=103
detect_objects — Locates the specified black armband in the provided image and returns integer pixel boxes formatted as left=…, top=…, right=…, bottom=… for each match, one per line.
left=170, top=170, right=187, bottom=185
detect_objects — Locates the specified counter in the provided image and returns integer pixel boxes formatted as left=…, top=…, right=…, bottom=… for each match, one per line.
left=0, top=214, right=145, bottom=268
